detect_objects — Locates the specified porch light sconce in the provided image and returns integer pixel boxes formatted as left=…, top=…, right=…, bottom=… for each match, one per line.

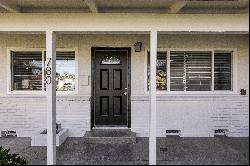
left=134, top=42, right=143, bottom=52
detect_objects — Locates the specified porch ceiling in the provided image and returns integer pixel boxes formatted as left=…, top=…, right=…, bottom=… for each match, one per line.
left=0, top=0, right=248, bottom=14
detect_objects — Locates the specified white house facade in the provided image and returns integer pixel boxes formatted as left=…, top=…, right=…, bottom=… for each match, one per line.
left=0, top=0, right=249, bottom=165
left=0, top=33, right=249, bottom=137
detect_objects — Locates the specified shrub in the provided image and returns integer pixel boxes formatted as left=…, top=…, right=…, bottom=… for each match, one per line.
left=0, top=146, right=27, bottom=165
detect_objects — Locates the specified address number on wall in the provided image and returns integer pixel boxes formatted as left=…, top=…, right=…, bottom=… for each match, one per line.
left=45, top=58, right=52, bottom=85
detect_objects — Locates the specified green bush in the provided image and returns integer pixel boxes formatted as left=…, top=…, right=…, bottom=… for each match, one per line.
left=0, top=146, right=27, bottom=165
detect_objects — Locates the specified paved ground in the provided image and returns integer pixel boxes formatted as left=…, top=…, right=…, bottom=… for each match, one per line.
left=0, top=137, right=249, bottom=165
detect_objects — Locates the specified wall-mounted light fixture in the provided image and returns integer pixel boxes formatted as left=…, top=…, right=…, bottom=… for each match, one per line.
left=134, top=42, right=143, bottom=52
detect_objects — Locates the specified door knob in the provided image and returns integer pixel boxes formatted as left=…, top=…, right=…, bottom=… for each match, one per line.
left=124, top=92, right=127, bottom=95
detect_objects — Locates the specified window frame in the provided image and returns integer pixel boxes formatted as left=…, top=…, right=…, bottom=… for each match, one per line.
left=145, top=48, right=238, bottom=95
left=7, top=47, right=79, bottom=96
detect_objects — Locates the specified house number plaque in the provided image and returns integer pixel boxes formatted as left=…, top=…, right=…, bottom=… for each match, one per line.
left=45, top=58, right=52, bottom=85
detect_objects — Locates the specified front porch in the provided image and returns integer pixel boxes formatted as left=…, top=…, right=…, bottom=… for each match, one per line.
left=0, top=137, right=249, bottom=165
left=0, top=32, right=249, bottom=165
left=0, top=2, right=249, bottom=162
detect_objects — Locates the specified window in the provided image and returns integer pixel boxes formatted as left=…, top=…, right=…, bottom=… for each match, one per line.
left=157, top=53, right=167, bottom=90
left=56, top=51, right=76, bottom=91
left=147, top=52, right=167, bottom=90
left=147, top=49, right=234, bottom=92
left=10, top=50, right=76, bottom=93
left=11, top=51, right=43, bottom=91
left=214, top=52, right=232, bottom=90
left=170, top=51, right=212, bottom=91
left=101, top=56, right=121, bottom=65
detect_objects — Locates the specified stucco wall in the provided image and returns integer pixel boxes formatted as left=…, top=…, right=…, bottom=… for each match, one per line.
left=0, top=34, right=249, bottom=137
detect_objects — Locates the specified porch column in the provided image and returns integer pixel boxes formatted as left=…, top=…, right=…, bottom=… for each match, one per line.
left=149, top=30, right=157, bottom=165
left=46, top=31, right=57, bottom=165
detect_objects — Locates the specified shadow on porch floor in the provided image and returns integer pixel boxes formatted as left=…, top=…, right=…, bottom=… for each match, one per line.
left=0, top=137, right=249, bottom=165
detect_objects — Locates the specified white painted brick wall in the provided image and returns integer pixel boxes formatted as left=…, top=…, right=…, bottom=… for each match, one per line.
left=131, top=95, right=249, bottom=137
left=212, top=96, right=249, bottom=137
left=0, top=96, right=90, bottom=137
left=0, top=95, right=248, bottom=138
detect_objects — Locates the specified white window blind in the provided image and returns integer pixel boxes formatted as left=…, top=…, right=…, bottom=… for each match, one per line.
left=170, top=51, right=212, bottom=91
left=214, top=52, right=232, bottom=90
left=11, top=51, right=43, bottom=91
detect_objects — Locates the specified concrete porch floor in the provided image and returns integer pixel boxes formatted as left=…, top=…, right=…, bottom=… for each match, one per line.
left=0, top=137, right=249, bottom=165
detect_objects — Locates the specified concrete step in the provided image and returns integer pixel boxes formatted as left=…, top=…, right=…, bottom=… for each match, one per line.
left=83, top=129, right=136, bottom=144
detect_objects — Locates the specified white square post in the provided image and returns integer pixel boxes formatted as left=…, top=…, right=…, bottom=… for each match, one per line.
left=46, top=31, right=56, bottom=165
left=149, top=30, right=157, bottom=165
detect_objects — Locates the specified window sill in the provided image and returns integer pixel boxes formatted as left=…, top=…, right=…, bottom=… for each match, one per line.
left=132, top=93, right=248, bottom=101
left=156, top=91, right=239, bottom=95
left=7, top=91, right=78, bottom=96
left=1, top=95, right=91, bottom=101
left=143, top=90, right=245, bottom=96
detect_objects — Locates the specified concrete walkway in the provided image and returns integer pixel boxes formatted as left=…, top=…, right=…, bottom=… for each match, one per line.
left=0, top=137, right=249, bottom=165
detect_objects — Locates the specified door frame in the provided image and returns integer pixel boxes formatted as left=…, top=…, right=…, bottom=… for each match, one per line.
left=91, top=47, right=131, bottom=128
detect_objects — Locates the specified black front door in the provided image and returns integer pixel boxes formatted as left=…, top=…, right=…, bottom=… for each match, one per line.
left=92, top=48, right=130, bottom=126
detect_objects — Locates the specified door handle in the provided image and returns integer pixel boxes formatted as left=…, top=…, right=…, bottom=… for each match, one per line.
left=123, top=92, right=127, bottom=95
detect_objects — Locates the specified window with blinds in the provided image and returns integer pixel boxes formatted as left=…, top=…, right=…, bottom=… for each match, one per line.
left=170, top=51, right=212, bottom=91
left=11, top=51, right=43, bottom=91
left=11, top=50, right=76, bottom=92
left=214, top=52, right=232, bottom=90
left=147, top=50, right=233, bottom=92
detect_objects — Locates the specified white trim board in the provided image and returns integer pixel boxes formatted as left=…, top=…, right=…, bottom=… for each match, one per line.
left=0, top=14, right=248, bottom=32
